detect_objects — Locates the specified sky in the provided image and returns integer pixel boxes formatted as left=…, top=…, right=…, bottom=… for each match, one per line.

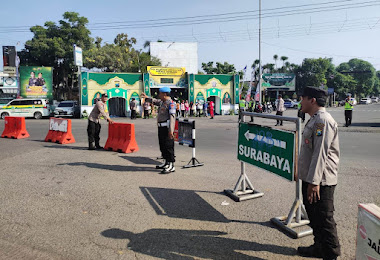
left=1, top=0, right=380, bottom=75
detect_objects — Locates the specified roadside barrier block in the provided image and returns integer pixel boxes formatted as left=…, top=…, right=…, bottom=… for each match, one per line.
left=44, top=117, right=75, bottom=144
left=1, top=117, right=30, bottom=139
left=104, top=122, right=139, bottom=153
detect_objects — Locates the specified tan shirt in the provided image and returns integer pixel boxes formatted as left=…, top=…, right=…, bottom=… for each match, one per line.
left=89, top=100, right=110, bottom=123
left=152, top=98, right=176, bottom=134
left=298, top=108, right=340, bottom=186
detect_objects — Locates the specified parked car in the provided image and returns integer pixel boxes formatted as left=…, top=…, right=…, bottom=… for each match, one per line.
left=54, top=101, right=80, bottom=118
left=371, top=97, right=379, bottom=103
left=360, top=98, right=372, bottom=105
left=0, top=98, right=50, bottom=119
left=284, top=99, right=297, bottom=108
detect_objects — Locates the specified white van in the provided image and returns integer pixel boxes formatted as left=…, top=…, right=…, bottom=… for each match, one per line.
left=0, top=98, right=51, bottom=119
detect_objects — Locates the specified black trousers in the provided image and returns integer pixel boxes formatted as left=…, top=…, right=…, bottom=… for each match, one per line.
left=87, top=120, right=101, bottom=145
left=158, top=127, right=175, bottom=162
left=345, top=110, right=352, bottom=126
left=302, top=181, right=341, bottom=258
left=196, top=109, right=201, bottom=117
left=276, top=111, right=283, bottom=125
left=131, top=110, right=137, bottom=119
left=144, top=110, right=149, bottom=119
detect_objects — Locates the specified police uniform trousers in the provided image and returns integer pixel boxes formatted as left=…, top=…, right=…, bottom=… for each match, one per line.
left=345, top=110, right=352, bottom=126
left=87, top=120, right=101, bottom=145
left=302, top=181, right=341, bottom=258
left=158, top=126, right=175, bottom=162
left=131, top=110, right=137, bottom=119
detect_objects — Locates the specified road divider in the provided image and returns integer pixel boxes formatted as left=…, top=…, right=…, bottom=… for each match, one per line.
left=104, top=122, right=139, bottom=153
left=1, top=117, right=30, bottom=139
left=45, top=117, right=75, bottom=144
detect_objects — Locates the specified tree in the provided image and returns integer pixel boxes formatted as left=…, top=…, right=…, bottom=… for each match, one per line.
left=201, top=61, right=236, bottom=74
left=18, top=12, right=93, bottom=100
left=337, top=59, right=376, bottom=97
left=280, top=56, right=288, bottom=67
left=273, top=55, right=278, bottom=70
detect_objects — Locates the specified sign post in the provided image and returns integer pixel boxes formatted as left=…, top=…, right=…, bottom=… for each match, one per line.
left=225, top=111, right=312, bottom=238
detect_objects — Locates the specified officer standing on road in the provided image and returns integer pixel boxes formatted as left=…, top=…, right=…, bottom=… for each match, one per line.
left=275, top=94, right=285, bottom=126
left=344, top=94, right=354, bottom=127
left=141, top=87, right=176, bottom=174
left=297, top=86, right=341, bottom=260
left=239, top=98, right=246, bottom=121
left=87, top=94, right=114, bottom=150
left=248, top=96, right=255, bottom=122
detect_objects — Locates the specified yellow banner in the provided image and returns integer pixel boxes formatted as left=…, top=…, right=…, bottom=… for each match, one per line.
left=148, top=66, right=185, bottom=76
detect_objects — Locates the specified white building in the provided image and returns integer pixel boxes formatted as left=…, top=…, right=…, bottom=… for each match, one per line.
left=150, top=42, right=198, bottom=74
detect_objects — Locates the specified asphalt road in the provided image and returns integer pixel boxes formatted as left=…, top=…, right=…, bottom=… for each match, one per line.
left=0, top=103, right=379, bottom=260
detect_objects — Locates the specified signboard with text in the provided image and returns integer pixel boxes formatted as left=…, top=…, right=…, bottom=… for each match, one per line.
left=74, top=45, right=83, bottom=67
left=262, top=73, right=296, bottom=91
left=237, top=123, right=296, bottom=181
left=20, top=66, right=53, bottom=99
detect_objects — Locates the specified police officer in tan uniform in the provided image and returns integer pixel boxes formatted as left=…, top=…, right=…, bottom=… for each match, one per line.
left=87, top=94, right=114, bottom=150
left=141, top=87, right=176, bottom=174
left=297, top=86, right=340, bottom=260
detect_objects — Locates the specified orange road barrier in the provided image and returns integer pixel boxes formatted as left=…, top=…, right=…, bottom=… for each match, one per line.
left=104, top=122, right=139, bottom=153
left=1, top=117, right=30, bottom=139
left=44, top=117, right=75, bottom=144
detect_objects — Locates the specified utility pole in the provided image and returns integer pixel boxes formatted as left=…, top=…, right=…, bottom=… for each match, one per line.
left=258, top=0, right=262, bottom=104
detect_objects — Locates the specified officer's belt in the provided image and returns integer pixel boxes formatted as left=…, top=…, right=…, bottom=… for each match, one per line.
left=157, top=121, right=169, bottom=127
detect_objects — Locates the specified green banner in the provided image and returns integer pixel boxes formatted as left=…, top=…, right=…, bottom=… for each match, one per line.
left=237, top=123, right=296, bottom=181
left=262, top=73, right=295, bottom=91
left=20, top=66, right=53, bottom=99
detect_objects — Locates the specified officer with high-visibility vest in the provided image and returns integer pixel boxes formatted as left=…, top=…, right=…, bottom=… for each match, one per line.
left=344, top=95, right=354, bottom=127
left=239, top=98, right=246, bottom=121
left=248, top=97, right=255, bottom=122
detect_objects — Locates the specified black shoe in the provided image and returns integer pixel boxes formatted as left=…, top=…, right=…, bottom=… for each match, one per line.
left=95, top=146, right=103, bottom=150
left=88, top=142, right=96, bottom=150
left=160, top=163, right=175, bottom=174
left=275, top=124, right=279, bottom=126
left=156, top=161, right=168, bottom=169
left=297, top=245, right=323, bottom=258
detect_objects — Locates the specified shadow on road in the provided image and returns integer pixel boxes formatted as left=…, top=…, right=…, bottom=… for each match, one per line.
left=350, top=122, right=380, bottom=127
left=140, top=186, right=230, bottom=223
left=101, top=228, right=297, bottom=259
left=57, top=162, right=158, bottom=172
left=43, top=144, right=88, bottom=150
left=120, top=155, right=159, bottom=165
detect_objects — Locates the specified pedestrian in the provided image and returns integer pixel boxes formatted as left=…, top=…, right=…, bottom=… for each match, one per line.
left=344, top=95, right=353, bottom=127
left=130, top=98, right=137, bottom=120
left=176, top=102, right=181, bottom=118
left=141, top=87, right=176, bottom=174
left=297, top=86, right=341, bottom=260
left=275, top=94, right=285, bottom=126
left=180, top=100, right=185, bottom=117
left=87, top=93, right=114, bottom=150
left=184, top=100, right=190, bottom=117
left=189, top=101, right=194, bottom=117
left=203, top=101, right=208, bottom=117
left=209, top=101, right=214, bottom=119
left=143, top=99, right=150, bottom=119
left=239, top=97, right=246, bottom=121
left=191, top=101, right=196, bottom=117
left=297, top=97, right=305, bottom=123
left=196, top=100, right=203, bottom=117
left=248, top=97, right=255, bottom=122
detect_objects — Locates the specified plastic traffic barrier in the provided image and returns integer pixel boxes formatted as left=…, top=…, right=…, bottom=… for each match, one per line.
left=44, top=117, right=75, bottom=144
left=104, top=122, right=139, bottom=153
left=1, top=117, right=30, bottom=139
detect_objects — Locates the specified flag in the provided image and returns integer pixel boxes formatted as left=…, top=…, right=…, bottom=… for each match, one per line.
left=245, top=70, right=254, bottom=102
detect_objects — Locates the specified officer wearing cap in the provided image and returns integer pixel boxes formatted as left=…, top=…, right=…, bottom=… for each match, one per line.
left=87, top=93, right=114, bottom=150
left=344, top=94, right=354, bottom=127
left=141, top=87, right=176, bottom=174
left=297, top=86, right=341, bottom=260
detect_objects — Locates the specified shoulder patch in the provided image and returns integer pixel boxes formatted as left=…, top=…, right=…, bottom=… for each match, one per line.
left=316, top=129, right=323, bottom=136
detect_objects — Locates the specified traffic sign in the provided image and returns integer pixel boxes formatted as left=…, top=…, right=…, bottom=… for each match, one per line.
left=237, top=123, right=296, bottom=181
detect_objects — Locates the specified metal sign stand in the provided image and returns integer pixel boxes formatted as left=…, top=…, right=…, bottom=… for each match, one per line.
left=227, top=111, right=312, bottom=238
left=181, top=119, right=204, bottom=168
left=224, top=115, right=264, bottom=201
left=270, top=117, right=312, bottom=238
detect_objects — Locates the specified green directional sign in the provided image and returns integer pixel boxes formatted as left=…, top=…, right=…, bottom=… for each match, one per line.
left=237, top=123, right=296, bottom=181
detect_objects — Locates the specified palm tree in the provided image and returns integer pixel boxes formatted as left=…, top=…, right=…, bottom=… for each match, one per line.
left=280, top=56, right=288, bottom=67
left=273, top=54, right=278, bottom=70
left=285, top=61, right=290, bottom=72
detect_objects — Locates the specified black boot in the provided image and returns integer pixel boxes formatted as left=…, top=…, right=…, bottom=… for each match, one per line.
left=95, top=142, right=103, bottom=149
left=156, top=160, right=167, bottom=169
left=160, top=162, right=175, bottom=174
left=297, top=244, right=323, bottom=258
left=88, top=142, right=96, bottom=150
